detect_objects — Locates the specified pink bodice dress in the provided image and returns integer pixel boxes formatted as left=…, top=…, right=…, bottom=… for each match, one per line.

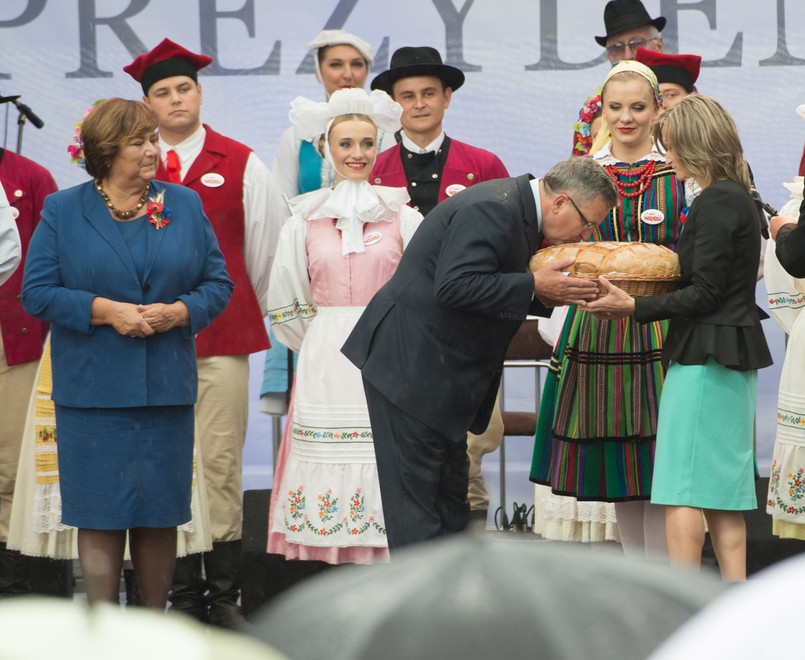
left=266, top=185, right=421, bottom=564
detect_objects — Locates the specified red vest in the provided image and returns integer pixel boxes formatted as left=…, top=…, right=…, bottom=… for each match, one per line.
left=156, top=125, right=269, bottom=356
left=0, top=151, right=57, bottom=366
left=370, top=138, right=509, bottom=208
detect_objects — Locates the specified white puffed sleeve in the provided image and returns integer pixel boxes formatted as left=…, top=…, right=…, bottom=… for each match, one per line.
left=266, top=213, right=315, bottom=353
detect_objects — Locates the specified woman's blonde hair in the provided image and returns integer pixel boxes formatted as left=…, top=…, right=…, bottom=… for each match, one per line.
left=81, top=98, right=158, bottom=179
left=653, top=94, right=751, bottom=192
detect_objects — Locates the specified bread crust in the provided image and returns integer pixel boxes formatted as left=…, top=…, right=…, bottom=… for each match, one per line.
left=529, top=241, right=681, bottom=280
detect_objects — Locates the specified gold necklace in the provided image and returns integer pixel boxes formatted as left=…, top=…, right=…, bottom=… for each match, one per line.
left=95, top=179, right=150, bottom=220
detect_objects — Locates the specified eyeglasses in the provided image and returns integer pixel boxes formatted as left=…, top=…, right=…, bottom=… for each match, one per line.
left=606, top=36, right=660, bottom=58
left=566, top=195, right=597, bottom=235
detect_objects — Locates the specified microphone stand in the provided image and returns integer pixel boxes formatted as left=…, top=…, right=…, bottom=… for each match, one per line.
left=0, top=94, right=45, bottom=155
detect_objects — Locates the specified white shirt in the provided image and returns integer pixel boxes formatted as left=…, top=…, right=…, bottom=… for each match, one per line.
left=159, top=125, right=283, bottom=314
left=529, top=178, right=543, bottom=233
left=0, top=184, right=21, bottom=287
left=400, top=131, right=446, bottom=155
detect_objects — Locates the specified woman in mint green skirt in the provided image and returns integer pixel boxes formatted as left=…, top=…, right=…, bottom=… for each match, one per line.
left=588, top=95, right=772, bottom=580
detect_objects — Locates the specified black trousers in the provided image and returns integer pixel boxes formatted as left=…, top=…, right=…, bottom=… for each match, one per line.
left=363, top=377, right=470, bottom=550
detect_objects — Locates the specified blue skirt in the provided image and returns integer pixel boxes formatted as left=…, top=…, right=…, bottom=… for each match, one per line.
left=650, top=359, right=757, bottom=510
left=55, top=404, right=194, bottom=529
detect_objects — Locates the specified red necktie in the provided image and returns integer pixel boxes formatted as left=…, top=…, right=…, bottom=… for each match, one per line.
left=166, top=149, right=182, bottom=184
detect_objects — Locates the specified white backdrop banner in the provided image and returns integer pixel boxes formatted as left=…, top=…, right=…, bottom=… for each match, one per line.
left=3, top=0, right=803, bottom=469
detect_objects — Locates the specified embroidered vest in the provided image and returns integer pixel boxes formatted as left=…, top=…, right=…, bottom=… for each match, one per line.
left=156, top=125, right=269, bottom=356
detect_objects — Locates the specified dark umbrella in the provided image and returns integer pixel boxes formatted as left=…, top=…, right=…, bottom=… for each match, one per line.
left=249, top=534, right=726, bottom=660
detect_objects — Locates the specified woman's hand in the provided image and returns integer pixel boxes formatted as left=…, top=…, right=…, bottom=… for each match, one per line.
left=584, top=276, right=635, bottom=320
left=91, top=298, right=155, bottom=337
left=138, top=301, right=189, bottom=333
left=769, top=215, right=797, bottom=241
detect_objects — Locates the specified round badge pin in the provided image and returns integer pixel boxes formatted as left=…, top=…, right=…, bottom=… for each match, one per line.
left=201, top=173, right=225, bottom=188
left=641, top=209, right=664, bottom=225
left=445, top=184, right=466, bottom=197
left=363, top=231, right=382, bottom=246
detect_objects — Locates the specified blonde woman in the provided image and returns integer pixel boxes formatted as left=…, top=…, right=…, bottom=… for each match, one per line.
left=266, top=89, right=422, bottom=564
left=531, top=61, right=685, bottom=560
left=588, top=95, right=772, bottom=579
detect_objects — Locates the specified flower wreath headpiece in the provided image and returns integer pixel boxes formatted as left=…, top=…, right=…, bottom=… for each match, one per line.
left=572, top=90, right=603, bottom=157
left=67, top=99, right=106, bottom=170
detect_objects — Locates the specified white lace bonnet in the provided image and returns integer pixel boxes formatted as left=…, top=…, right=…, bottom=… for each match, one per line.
left=289, top=88, right=402, bottom=144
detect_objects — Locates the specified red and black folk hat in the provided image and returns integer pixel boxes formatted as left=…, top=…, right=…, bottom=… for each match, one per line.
left=124, top=38, right=212, bottom=94
left=635, top=47, right=701, bottom=93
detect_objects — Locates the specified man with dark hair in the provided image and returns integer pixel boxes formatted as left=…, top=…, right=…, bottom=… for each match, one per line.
left=370, top=46, right=510, bottom=523
left=343, top=158, right=618, bottom=549
left=370, top=46, right=508, bottom=217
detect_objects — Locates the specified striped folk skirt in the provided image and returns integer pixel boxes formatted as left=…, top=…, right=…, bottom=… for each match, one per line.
left=530, top=306, right=668, bottom=501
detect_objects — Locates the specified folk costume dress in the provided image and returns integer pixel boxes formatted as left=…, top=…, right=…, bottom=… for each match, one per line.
left=530, top=143, right=685, bottom=501
left=266, top=182, right=422, bottom=564
left=765, top=177, right=805, bottom=539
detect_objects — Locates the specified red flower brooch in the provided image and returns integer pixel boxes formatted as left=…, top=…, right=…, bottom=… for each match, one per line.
left=146, top=190, right=171, bottom=229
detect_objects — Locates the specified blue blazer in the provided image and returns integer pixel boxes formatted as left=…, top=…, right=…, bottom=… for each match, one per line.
left=22, top=179, right=233, bottom=408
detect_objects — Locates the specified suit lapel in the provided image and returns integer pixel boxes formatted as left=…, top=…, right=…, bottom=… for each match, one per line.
left=83, top=182, right=140, bottom=285
left=142, top=181, right=168, bottom=284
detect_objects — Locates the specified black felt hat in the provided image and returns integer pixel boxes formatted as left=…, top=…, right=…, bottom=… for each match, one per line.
left=371, top=46, right=465, bottom=94
left=595, top=0, right=666, bottom=47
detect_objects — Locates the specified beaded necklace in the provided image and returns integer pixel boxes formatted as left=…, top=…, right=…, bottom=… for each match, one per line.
left=604, top=160, right=656, bottom=199
left=95, top=179, right=150, bottom=220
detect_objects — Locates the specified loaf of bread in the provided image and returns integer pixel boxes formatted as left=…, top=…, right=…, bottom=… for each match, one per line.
left=529, top=241, right=681, bottom=280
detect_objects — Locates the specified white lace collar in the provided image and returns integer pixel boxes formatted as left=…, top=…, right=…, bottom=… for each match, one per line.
left=291, top=183, right=410, bottom=255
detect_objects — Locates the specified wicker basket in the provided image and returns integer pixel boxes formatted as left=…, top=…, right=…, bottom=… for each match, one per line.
left=572, top=272, right=681, bottom=298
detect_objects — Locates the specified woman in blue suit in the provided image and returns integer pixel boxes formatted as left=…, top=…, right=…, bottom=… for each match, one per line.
left=22, top=99, right=233, bottom=607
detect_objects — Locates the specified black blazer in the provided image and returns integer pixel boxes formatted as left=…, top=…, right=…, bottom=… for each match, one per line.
left=342, top=174, right=548, bottom=439
left=775, top=177, right=805, bottom=276
left=635, top=179, right=771, bottom=371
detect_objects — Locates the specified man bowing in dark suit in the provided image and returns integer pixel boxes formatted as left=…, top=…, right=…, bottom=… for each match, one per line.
left=342, top=157, right=618, bottom=549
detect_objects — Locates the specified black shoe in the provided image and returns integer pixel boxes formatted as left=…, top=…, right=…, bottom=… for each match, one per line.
left=168, top=553, right=208, bottom=622
left=0, top=541, right=32, bottom=597
left=123, top=568, right=141, bottom=607
left=204, top=540, right=244, bottom=629
left=27, top=556, right=73, bottom=598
